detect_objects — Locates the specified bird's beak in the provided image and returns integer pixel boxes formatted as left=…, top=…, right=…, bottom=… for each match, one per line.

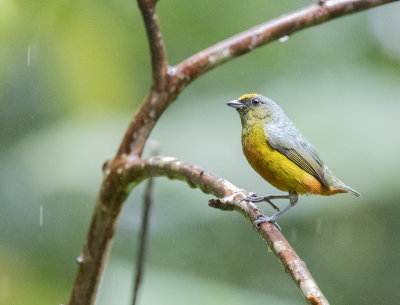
left=227, top=100, right=246, bottom=109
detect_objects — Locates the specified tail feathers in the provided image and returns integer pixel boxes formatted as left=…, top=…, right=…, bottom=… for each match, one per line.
left=322, top=168, right=360, bottom=197
left=334, top=183, right=361, bottom=197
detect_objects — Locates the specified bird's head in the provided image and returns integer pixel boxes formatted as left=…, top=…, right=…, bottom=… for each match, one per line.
left=227, top=93, right=281, bottom=126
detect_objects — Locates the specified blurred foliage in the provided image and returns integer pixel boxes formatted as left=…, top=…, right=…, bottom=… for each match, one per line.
left=1, top=0, right=400, bottom=305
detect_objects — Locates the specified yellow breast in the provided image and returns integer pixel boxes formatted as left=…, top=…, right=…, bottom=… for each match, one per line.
left=241, top=121, right=323, bottom=195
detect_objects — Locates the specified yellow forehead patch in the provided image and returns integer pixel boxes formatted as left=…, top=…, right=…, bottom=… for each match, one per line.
left=238, top=93, right=258, bottom=101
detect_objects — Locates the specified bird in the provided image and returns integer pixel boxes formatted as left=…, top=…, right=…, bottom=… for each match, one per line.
left=227, top=93, right=360, bottom=229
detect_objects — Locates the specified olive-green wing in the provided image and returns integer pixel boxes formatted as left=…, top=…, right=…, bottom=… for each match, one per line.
left=265, top=122, right=329, bottom=187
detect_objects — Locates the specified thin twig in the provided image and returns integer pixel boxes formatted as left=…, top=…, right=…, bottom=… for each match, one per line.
left=132, top=142, right=159, bottom=305
left=131, top=175, right=154, bottom=305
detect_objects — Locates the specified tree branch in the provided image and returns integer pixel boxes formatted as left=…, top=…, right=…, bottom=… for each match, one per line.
left=122, top=156, right=329, bottom=305
left=137, top=0, right=168, bottom=89
left=69, top=1, right=399, bottom=304
left=175, top=0, right=397, bottom=84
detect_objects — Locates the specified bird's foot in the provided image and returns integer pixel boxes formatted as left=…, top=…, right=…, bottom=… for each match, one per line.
left=245, top=195, right=265, bottom=203
left=253, top=215, right=281, bottom=231
left=245, top=194, right=280, bottom=211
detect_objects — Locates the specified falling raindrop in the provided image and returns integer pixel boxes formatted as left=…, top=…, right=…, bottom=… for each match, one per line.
left=316, top=217, right=322, bottom=235
left=279, top=35, right=290, bottom=43
left=27, top=46, right=31, bottom=66
left=1, top=277, right=9, bottom=300
left=39, top=204, right=43, bottom=227
left=290, top=228, right=297, bottom=242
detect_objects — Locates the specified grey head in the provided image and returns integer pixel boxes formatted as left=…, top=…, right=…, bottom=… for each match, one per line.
left=227, top=94, right=286, bottom=126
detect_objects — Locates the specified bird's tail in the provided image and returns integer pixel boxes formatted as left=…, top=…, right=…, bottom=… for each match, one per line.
left=323, top=167, right=360, bottom=197
left=334, top=182, right=361, bottom=197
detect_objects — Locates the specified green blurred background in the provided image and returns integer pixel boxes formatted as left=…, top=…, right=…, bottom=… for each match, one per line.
left=1, top=0, right=400, bottom=304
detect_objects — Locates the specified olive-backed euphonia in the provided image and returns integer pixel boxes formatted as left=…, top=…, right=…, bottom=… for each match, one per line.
left=227, top=93, right=360, bottom=228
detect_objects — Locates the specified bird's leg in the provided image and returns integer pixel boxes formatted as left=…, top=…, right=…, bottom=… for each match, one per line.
left=246, top=194, right=282, bottom=211
left=253, top=192, right=299, bottom=230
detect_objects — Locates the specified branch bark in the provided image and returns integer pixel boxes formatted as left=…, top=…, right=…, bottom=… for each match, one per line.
left=68, top=1, right=399, bottom=305
left=137, top=0, right=168, bottom=89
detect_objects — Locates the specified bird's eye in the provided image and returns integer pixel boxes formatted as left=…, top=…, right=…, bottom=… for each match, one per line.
left=252, top=99, right=260, bottom=106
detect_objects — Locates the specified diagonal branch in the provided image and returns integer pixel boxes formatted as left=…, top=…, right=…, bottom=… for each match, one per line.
left=175, top=0, right=397, bottom=84
left=123, top=156, right=329, bottom=305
